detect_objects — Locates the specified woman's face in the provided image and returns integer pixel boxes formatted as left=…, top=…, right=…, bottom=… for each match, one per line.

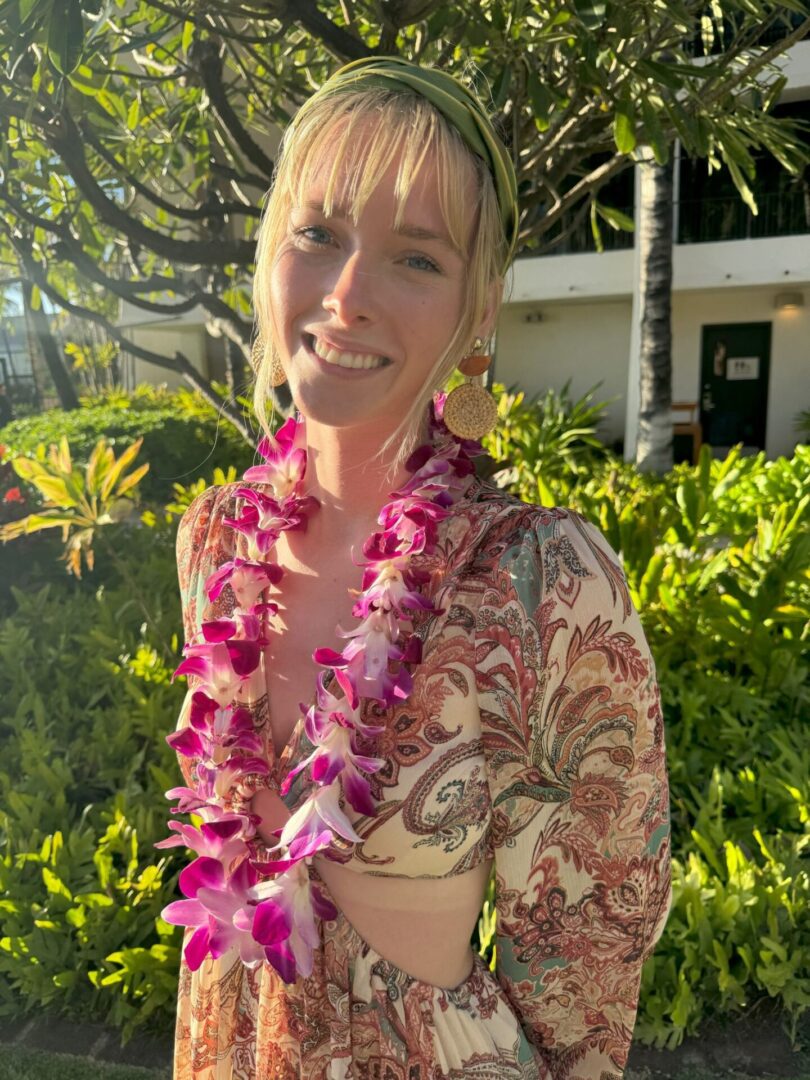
left=267, top=141, right=474, bottom=434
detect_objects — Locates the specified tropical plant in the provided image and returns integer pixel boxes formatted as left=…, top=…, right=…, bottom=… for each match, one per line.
left=0, top=436, right=148, bottom=577
left=485, top=379, right=615, bottom=494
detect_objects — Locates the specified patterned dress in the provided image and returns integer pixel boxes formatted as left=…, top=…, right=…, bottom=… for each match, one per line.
left=171, top=476, right=671, bottom=1080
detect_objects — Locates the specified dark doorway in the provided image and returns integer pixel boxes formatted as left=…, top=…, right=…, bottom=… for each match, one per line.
left=699, top=323, right=772, bottom=454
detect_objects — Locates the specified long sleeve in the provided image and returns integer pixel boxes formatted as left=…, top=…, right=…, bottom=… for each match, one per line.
left=475, top=504, right=671, bottom=1079
left=172, top=484, right=238, bottom=787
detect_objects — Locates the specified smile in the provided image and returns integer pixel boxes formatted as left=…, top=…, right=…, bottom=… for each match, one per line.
left=306, top=334, right=391, bottom=371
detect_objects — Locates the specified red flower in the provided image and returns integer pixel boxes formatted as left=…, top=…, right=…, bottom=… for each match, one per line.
left=3, top=486, right=23, bottom=504
left=0, top=444, right=6, bottom=461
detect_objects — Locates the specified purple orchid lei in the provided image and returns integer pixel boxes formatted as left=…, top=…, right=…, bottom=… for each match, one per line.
left=158, top=399, right=479, bottom=983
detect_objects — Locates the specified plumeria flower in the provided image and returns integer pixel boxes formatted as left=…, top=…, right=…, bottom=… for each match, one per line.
left=206, top=557, right=283, bottom=608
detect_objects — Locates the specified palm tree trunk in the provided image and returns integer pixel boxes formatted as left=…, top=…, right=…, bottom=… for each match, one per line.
left=635, top=155, right=674, bottom=473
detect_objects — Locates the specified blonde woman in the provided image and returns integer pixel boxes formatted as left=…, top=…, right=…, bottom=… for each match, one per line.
left=164, top=58, right=671, bottom=1080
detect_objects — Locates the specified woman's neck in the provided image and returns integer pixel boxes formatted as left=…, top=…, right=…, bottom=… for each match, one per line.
left=295, top=411, right=429, bottom=549
left=305, top=414, right=425, bottom=509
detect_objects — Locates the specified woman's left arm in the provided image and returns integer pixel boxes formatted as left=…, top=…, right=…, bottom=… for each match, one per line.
left=475, top=507, right=672, bottom=1079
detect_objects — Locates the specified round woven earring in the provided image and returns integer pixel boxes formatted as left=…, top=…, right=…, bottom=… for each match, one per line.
left=443, top=339, right=498, bottom=440
left=251, top=337, right=287, bottom=387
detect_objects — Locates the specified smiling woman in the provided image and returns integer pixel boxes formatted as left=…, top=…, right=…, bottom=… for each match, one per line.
left=163, top=57, right=671, bottom=1080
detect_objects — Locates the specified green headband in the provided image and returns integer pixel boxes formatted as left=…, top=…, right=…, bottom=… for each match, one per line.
left=293, top=56, right=519, bottom=273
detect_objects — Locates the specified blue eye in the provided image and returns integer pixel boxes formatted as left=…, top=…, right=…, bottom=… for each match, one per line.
left=405, top=253, right=441, bottom=273
left=295, top=225, right=332, bottom=246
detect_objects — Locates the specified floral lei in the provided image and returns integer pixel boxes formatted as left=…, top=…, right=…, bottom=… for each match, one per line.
left=158, top=399, right=479, bottom=983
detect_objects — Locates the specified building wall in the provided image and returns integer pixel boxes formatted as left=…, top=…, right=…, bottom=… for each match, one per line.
left=496, top=299, right=632, bottom=450
left=496, top=287, right=809, bottom=460
left=126, top=324, right=209, bottom=391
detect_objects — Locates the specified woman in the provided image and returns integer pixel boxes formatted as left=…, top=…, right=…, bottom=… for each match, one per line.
left=163, top=57, right=671, bottom=1080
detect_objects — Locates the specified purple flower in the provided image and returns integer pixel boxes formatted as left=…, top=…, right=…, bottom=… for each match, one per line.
left=206, top=557, right=283, bottom=607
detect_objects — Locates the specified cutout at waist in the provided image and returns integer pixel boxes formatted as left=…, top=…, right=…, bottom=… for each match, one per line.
left=312, top=854, right=493, bottom=989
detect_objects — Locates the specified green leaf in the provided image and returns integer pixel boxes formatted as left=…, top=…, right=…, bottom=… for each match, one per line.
left=47, top=0, right=84, bottom=76
left=573, top=0, right=607, bottom=29
left=126, top=97, right=140, bottom=131
left=595, top=202, right=635, bottom=231
left=614, top=98, right=636, bottom=154
left=181, top=19, right=194, bottom=55
left=640, top=97, right=669, bottom=166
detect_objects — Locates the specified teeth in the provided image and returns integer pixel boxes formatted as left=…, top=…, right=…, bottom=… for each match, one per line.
left=312, top=336, right=386, bottom=370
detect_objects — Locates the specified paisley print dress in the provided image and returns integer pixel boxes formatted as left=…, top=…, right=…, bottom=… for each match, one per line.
left=171, top=477, right=671, bottom=1079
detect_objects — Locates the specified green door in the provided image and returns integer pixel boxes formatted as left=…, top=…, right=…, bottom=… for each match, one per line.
left=699, top=323, right=772, bottom=453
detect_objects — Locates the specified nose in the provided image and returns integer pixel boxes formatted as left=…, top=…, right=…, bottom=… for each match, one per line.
left=321, top=251, right=376, bottom=326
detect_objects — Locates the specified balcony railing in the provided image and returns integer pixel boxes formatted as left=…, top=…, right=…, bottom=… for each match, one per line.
left=677, top=188, right=810, bottom=244
left=537, top=187, right=809, bottom=255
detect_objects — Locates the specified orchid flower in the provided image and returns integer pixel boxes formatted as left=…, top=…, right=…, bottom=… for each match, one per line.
left=206, top=557, right=283, bottom=607
left=161, top=403, right=479, bottom=983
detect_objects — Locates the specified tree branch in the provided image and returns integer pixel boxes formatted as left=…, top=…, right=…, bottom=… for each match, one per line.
left=11, top=238, right=256, bottom=443
left=38, top=110, right=255, bottom=267
left=197, top=39, right=276, bottom=181
left=289, top=0, right=376, bottom=60
left=81, top=126, right=261, bottom=222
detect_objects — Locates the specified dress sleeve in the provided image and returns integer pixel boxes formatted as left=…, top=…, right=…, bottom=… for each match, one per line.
left=475, top=506, right=671, bottom=1080
left=172, top=485, right=235, bottom=787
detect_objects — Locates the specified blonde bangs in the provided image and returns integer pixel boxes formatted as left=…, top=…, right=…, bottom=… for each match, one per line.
left=252, top=86, right=506, bottom=472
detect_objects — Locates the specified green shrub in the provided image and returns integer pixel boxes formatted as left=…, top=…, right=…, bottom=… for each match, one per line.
left=0, top=385, right=256, bottom=504
left=0, top=522, right=186, bottom=1039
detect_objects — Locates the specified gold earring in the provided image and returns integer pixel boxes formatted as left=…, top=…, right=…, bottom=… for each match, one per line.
left=252, top=337, right=287, bottom=387
left=443, top=338, right=498, bottom=441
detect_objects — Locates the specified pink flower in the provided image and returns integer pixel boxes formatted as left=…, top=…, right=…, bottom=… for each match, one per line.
left=278, top=782, right=364, bottom=848
left=166, top=699, right=262, bottom=760
left=155, top=815, right=251, bottom=866
left=243, top=416, right=309, bottom=498
left=225, top=489, right=317, bottom=559
left=162, top=857, right=273, bottom=970
left=174, top=636, right=261, bottom=707
left=250, top=835, right=338, bottom=980
left=281, top=709, right=384, bottom=813
left=206, top=558, right=283, bottom=608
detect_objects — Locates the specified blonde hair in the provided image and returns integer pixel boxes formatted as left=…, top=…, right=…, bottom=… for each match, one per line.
left=251, top=85, right=507, bottom=471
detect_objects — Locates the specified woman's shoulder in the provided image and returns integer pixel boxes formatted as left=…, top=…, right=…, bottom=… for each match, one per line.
left=175, top=481, right=243, bottom=565
left=467, top=477, right=608, bottom=552
left=466, top=479, right=630, bottom=616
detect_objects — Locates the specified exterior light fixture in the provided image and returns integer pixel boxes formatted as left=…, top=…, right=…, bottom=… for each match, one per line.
left=523, top=311, right=544, bottom=323
left=774, top=291, right=805, bottom=311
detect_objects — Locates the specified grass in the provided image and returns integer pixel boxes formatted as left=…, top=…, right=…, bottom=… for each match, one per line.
left=0, top=1046, right=170, bottom=1080
left=3, top=1046, right=810, bottom=1080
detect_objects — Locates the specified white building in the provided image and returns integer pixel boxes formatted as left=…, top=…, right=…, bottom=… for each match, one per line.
left=500, top=39, right=810, bottom=462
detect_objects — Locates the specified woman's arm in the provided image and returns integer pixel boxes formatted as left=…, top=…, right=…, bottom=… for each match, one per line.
left=475, top=507, right=671, bottom=1079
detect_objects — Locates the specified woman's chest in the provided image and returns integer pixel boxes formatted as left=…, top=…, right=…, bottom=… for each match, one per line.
left=261, top=575, right=357, bottom=758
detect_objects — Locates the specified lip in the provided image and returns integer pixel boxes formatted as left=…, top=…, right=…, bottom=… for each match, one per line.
left=302, top=333, right=392, bottom=377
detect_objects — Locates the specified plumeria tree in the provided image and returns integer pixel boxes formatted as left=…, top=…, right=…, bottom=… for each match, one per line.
left=1, top=0, right=808, bottom=444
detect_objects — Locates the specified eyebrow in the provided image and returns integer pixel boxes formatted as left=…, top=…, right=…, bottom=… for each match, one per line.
left=302, top=200, right=459, bottom=254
